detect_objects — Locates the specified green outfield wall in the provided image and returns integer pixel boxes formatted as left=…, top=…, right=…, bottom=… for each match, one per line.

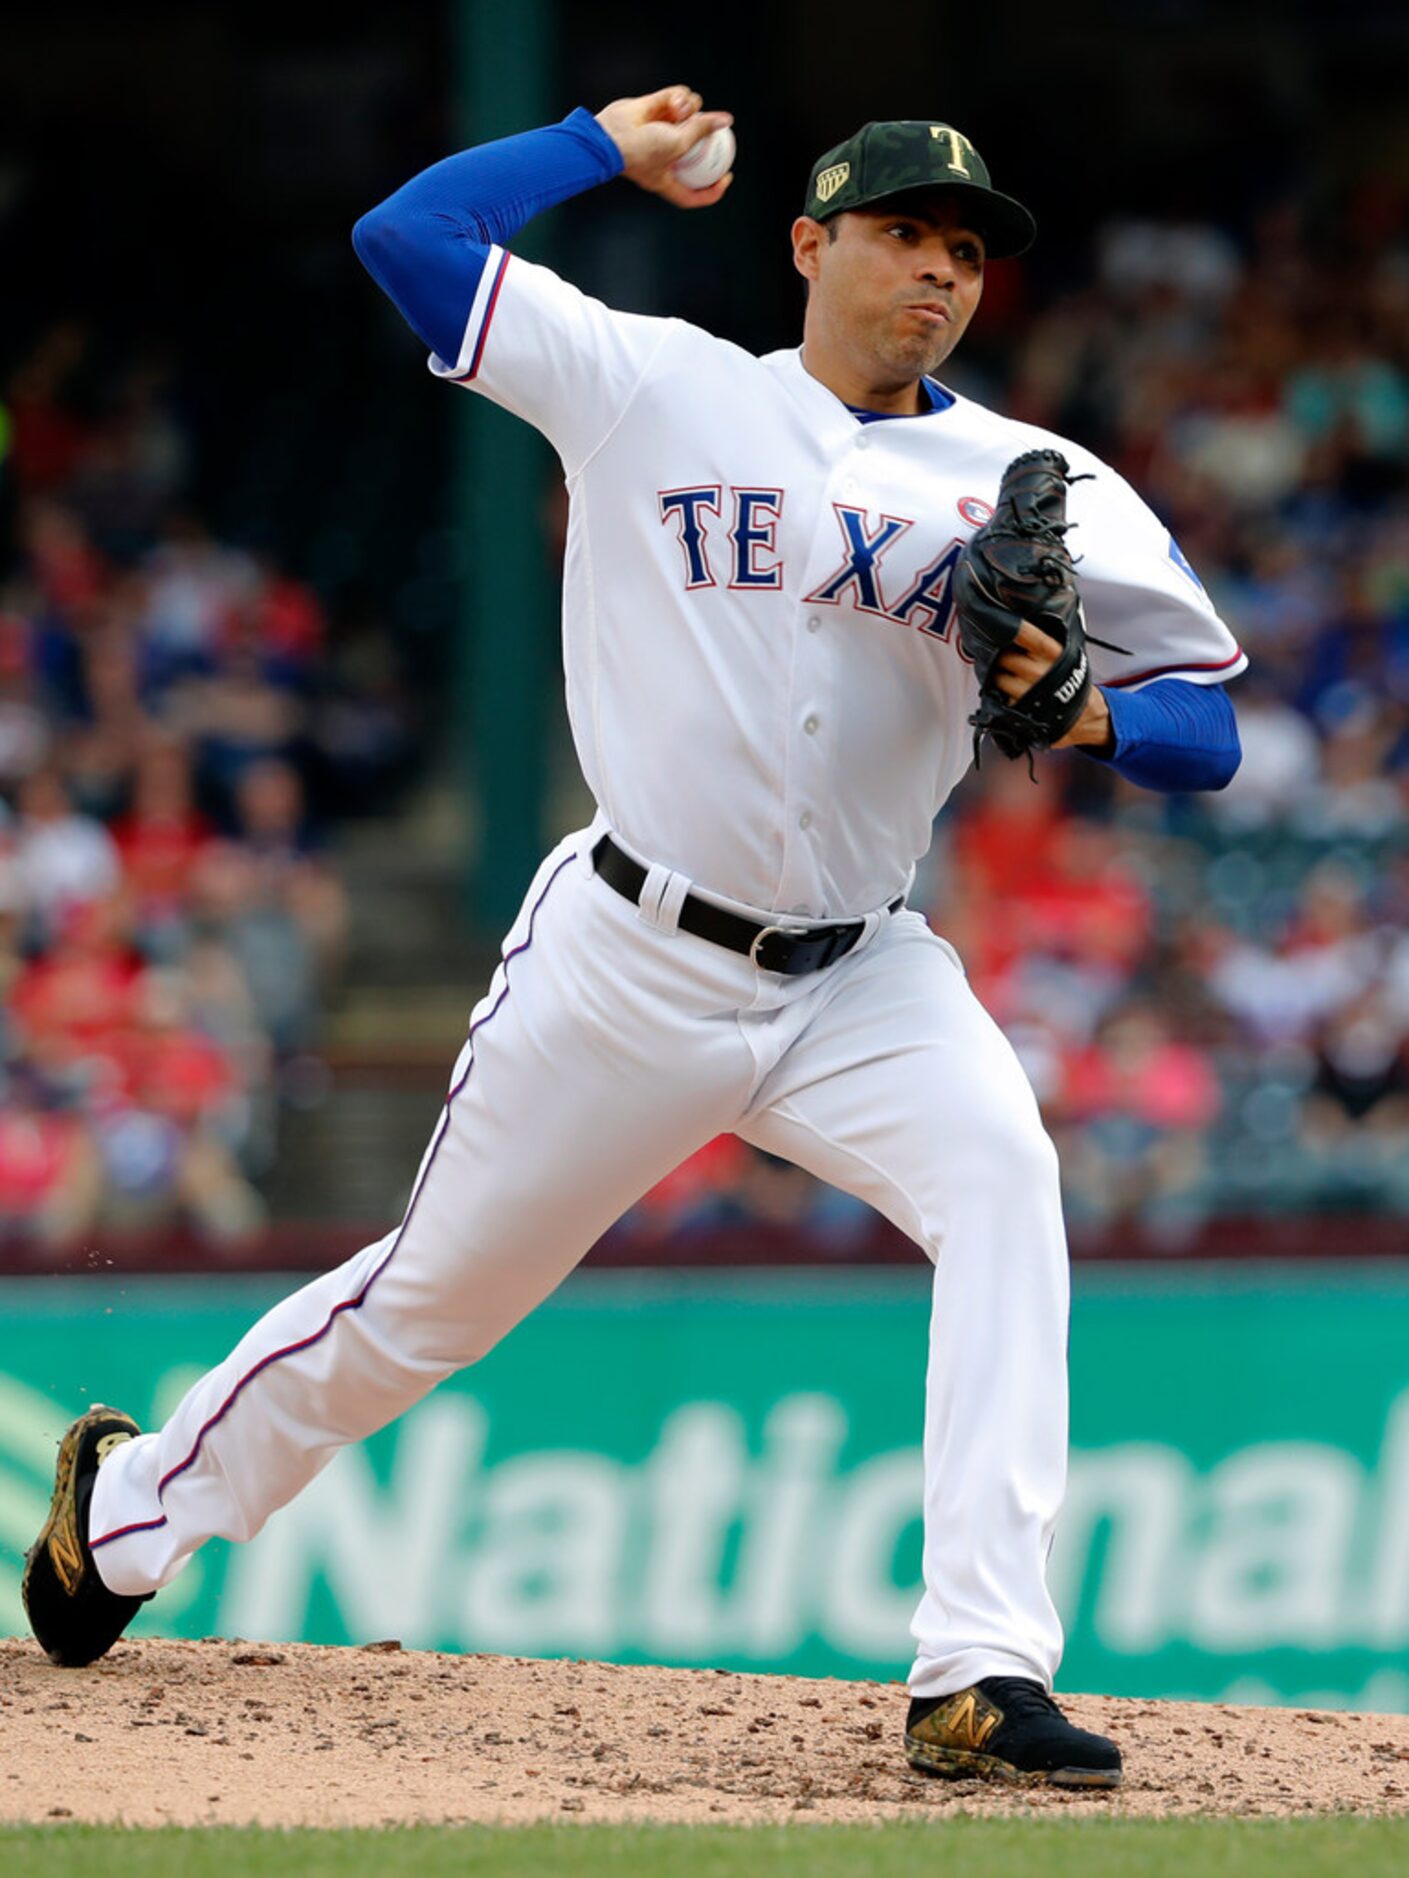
left=2, top=1266, right=1406, bottom=1710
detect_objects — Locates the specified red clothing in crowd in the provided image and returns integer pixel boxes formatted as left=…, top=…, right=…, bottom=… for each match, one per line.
left=128, top=1028, right=235, bottom=1124
left=223, top=575, right=326, bottom=663
left=1062, top=1040, right=1221, bottom=1130
left=636, top=1135, right=748, bottom=1222
left=0, top=1111, right=83, bottom=1214
left=9, top=950, right=143, bottom=1061
left=112, top=809, right=217, bottom=918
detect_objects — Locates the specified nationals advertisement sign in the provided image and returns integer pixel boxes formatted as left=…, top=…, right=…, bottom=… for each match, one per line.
left=2, top=1266, right=1407, bottom=1713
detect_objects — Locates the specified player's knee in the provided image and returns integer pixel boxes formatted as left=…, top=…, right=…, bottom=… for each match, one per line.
left=949, top=1093, right=1059, bottom=1195
left=1002, top=1112, right=1060, bottom=1193
left=1023, top=1118, right=1062, bottom=1192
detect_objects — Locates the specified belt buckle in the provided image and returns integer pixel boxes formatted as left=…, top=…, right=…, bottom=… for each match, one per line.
left=749, top=923, right=812, bottom=972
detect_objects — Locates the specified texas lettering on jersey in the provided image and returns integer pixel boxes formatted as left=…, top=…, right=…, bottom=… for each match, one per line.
left=658, top=485, right=968, bottom=644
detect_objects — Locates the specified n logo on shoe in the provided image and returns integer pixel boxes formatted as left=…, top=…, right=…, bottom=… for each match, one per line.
left=937, top=1690, right=1001, bottom=1751
left=48, top=1520, right=84, bottom=1595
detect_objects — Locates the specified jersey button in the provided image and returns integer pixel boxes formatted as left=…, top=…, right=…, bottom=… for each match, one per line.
left=807, top=615, right=822, bottom=633
left=798, top=811, right=814, bottom=830
left=804, top=715, right=820, bottom=735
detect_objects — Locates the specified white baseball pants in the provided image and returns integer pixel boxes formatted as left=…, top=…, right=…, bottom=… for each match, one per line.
left=91, top=824, right=1070, bottom=1697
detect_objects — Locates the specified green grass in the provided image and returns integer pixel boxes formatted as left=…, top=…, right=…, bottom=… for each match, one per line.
left=3, top=1819, right=1408, bottom=1878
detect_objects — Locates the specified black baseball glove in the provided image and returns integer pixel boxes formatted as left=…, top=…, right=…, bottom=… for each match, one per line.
left=952, top=449, right=1125, bottom=768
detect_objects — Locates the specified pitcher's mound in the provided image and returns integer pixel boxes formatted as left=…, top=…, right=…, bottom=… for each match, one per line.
left=2, top=1638, right=1406, bottom=1827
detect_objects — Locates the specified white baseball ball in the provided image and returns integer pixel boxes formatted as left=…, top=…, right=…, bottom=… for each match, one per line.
left=672, top=125, right=735, bottom=189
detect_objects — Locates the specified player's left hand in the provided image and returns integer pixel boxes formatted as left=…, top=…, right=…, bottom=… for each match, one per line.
left=595, top=86, right=734, bottom=209
left=994, top=621, right=1114, bottom=751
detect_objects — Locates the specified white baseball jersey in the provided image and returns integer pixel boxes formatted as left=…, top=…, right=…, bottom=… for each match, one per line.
left=431, top=246, right=1245, bottom=920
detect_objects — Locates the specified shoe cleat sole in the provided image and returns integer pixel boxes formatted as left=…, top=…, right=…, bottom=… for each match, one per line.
left=905, top=1737, right=1122, bottom=1789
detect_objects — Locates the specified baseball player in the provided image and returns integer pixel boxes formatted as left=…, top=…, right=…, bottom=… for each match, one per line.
left=26, top=88, right=1244, bottom=1789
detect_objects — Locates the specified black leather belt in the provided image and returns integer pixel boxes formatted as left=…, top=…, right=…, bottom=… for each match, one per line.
left=592, top=835, right=902, bottom=977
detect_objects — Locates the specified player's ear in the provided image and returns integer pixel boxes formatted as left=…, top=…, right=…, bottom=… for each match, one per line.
left=791, top=215, right=825, bottom=284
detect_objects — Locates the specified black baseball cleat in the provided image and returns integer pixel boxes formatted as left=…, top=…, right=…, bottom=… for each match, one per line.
left=905, top=1677, right=1122, bottom=1789
left=22, top=1405, right=153, bottom=1667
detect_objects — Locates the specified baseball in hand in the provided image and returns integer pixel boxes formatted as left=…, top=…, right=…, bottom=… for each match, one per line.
left=672, top=125, right=735, bottom=189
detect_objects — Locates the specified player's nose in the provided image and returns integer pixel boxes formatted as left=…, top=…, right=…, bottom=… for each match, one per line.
left=915, top=241, right=958, bottom=287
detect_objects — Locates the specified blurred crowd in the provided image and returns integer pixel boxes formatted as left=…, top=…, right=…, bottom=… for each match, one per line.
left=5, top=172, right=1409, bottom=1256
left=973, top=182, right=1409, bottom=1236
left=0, top=327, right=412, bottom=1254
left=636, top=182, right=1409, bottom=1246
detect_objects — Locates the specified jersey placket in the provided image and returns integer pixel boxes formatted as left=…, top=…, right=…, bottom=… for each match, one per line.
left=774, top=427, right=883, bottom=918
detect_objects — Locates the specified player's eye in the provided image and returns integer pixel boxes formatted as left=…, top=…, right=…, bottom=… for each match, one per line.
left=953, top=241, right=984, bottom=267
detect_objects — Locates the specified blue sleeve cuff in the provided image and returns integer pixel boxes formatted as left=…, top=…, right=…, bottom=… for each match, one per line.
left=562, top=106, right=626, bottom=179
left=1093, top=678, right=1242, bottom=793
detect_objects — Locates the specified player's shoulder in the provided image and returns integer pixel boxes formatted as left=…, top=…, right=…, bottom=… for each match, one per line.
left=507, top=251, right=772, bottom=374
left=937, top=388, right=1114, bottom=481
left=941, top=391, right=1171, bottom=530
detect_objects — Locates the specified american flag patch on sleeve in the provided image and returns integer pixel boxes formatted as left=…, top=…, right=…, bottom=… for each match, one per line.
left=1168, top=534, right=1206, bottom=594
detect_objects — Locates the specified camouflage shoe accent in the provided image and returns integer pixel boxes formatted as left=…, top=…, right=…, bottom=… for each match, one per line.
left=905, top=1677, right=1122, bottom=1789
left=22, top=1405, right=152, bottom=1668
left=803, top=121, right=1037, bottom=256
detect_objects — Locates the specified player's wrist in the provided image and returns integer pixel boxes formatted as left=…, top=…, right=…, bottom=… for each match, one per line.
left=592, top=105, right=632, bottom=165
left=567, top=107, right=626, bottom=177
left=1070, top=687, right=1115, bottom=754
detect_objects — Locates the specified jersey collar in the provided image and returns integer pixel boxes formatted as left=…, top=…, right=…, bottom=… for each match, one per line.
left=845, top=376, right=956, bottom=424
left=780, top=347, right=957, bottom=426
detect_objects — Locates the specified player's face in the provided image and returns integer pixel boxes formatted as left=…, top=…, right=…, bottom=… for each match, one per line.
left=797, top=196, right=986, bottom=386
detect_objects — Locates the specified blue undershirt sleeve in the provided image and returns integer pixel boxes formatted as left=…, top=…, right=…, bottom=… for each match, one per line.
left=352, top=108, right=624, bottom=364
left=1090, top=678, right=1241, bottom=793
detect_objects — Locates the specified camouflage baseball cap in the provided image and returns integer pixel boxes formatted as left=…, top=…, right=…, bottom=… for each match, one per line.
left=804, top=121, right=1036, bottom=258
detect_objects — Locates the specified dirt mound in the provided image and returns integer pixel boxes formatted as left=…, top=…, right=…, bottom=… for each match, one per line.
left=2, top=1637, right=1406, bottom=1826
